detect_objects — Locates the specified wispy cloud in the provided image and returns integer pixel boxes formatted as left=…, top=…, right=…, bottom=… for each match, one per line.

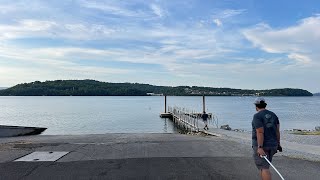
left=287, top=53, right=311, bottom=64
left=0, top=19, right=57, bottom=39
left=0, top=16, right=240, bottom=65
left=0, top=1, right=46, bottom=14
left=211, top=9, right=246, bottom=27
left=150, top=4, right=166, bottom=18
left=217, top=9, right=247, bottom=19
left=0, top=44, right=132, bottom=86
left=213, top=19, right=222, bottom=27
left=0, top=19, right=120, bottom=40
left=78, top=0, right=152, bottom=18
left=243, top=15, right=320, bottom=65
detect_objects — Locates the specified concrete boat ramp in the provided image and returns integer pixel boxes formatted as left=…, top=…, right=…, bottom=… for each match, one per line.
left=0, top=133, right=319, bottom=180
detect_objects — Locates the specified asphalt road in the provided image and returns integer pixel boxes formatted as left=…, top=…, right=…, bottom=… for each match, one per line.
left=0, top=134, right=319, bottom=180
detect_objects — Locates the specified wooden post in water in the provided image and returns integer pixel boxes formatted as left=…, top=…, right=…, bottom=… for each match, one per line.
left=202, top=95, right=205, bottom=112
left=165, top=95, right=167, bottom=113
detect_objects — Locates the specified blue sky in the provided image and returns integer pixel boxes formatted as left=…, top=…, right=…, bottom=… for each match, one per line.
left=0, top=0, right=320, bottom=92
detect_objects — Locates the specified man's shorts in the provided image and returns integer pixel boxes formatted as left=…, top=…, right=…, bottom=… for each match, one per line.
left=252, top=146, right=277, bottom=169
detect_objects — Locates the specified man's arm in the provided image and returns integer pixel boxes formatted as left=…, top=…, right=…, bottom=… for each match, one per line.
left=276, top=124, right=280, bottom=145
left=256, top=127, right=266, bottom=156
left=276, top=123, right=283, bottom=152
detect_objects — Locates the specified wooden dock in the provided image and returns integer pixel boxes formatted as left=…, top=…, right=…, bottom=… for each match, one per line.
left=160, top=106, right=217, bottom=133
left=159, top=95, right=219, bottom=134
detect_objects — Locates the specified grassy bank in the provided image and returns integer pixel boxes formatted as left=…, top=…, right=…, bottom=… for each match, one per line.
left=291, top=131, right=320, bottom=135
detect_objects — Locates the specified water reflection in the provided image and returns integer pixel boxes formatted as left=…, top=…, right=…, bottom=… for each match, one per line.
left=163, top=118, right=168, bottom=132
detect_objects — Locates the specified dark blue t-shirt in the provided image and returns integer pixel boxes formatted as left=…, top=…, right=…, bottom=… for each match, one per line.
left=202, top=113, right=208, bottom=121
left=252, top=109, right=279, bottom=147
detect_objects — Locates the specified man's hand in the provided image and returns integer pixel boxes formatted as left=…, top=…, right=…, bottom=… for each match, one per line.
left=277, top=144, right=283, bottom=152
left=257, top=148, right=266, bottom=156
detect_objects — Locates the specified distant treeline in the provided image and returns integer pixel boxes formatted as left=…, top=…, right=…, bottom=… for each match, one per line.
left=0, top=80, right=313, bottom=96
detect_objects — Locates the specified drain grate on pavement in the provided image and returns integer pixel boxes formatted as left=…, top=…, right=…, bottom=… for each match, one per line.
left=14, top=151, right=69, bottom=162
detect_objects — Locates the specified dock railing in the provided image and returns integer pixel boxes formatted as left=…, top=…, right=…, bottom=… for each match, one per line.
left=167, top=106, right=219, bottom=133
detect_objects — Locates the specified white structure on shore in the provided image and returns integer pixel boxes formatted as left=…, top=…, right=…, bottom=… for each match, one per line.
left=147, top=93, right=163, bottom=96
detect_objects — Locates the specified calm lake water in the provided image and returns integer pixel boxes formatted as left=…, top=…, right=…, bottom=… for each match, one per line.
left=0, top=96, right=319, bottom=135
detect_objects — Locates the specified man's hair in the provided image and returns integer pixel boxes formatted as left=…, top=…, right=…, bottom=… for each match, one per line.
left=255, top=102, right=267, bottom=109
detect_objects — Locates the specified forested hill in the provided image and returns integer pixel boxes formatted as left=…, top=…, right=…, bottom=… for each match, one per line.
left=0, top=80, right=313, bottom=96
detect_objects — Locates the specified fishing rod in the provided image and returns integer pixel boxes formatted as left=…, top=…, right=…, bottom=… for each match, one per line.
left=261, top=155, right=285, bottom=180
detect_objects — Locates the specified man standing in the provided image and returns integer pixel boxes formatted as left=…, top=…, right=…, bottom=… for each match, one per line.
left=202, top=111, right=209, bottom=130
left=252, top=97, right=282, bottom=180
